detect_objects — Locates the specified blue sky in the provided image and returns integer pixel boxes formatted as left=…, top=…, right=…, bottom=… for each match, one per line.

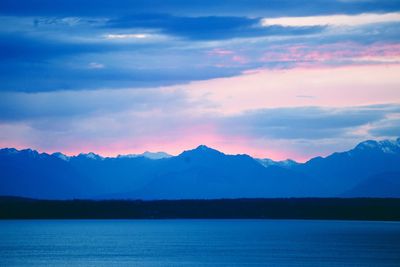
left=1, top=0, right=400, bottom=160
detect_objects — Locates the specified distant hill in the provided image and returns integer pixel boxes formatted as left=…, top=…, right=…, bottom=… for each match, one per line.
left=0, top=138, right=399, bottom=199
left=343, top=172, right=400, bottom=198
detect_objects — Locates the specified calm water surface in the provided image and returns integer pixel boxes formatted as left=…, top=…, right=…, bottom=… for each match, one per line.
left=0, top=219, right=399, bottom=267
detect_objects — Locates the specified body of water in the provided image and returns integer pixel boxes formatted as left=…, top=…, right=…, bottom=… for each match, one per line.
left=0, top=219, right=399, bottom=266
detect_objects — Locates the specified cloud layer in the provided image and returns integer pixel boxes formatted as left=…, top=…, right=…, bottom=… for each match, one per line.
left=1, top=64, right=400, bottom=160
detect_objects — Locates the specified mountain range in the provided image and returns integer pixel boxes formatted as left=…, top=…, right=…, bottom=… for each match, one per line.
left=0, top=138, right=399, bottom=199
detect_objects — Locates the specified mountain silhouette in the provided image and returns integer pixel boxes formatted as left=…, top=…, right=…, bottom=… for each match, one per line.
left=0, top=138, right=399, bottom=199
left=295, top=138, right=400, bottom=195
left=343, top=172, right=400, bottom=198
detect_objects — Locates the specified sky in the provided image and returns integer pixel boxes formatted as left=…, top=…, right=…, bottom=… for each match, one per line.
left=1, top=0, right=400, bottom=161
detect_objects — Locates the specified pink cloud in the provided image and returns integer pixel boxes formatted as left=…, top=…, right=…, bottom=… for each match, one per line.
left=231, top=55, right=248, bottom=64
left=261, top=42, right=400, bottom=65
left=207, top=48, right=234, bottom=56
left=207, top=48, right=248, bottom=67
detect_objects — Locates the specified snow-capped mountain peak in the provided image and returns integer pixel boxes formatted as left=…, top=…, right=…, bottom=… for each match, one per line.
left=354, top=138, right=400, bottom=154
left=77, top=152, right=103, bottom=160
left=257, top=158, right=299, bottom=168
left=117, top=151, right=172, bottom=160
left=52, top=152, right=70, bottom=161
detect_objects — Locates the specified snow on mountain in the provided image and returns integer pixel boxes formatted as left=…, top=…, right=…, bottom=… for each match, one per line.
left=117, top=151, right=172, bottom=160
left=353, top=138, right=400, bottom=154
left=257, top=158, right=299, bottom=168
left=52, top=152, right=70, bottom=161
left=77, top=152, right=104, bottom=160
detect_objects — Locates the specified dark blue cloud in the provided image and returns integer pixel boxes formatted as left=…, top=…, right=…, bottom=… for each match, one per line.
left=0, top=61, right=244, bottom=92
left=0, top=87, right=191, bottom=122
left=369, top=119, right=400, bottom=137
left=0, top=0, right=399, bottom=17
left=220, top=105, right=400, bottom=139
left=0, top=33, right=111, bottom=62
left=307, top=22, right=400, bottom=45
left=0, top=32, right=178, bottom=63
left=1, top=1, right=399, bottom=93
left=0, top=24, right=273, bottom=91
left=0, top=33, right=249, bottom=91
left=106, top=14, right=323, bottom=40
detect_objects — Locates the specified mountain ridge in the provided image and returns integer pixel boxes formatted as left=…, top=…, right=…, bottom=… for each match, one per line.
left=0, top=138, right=399, bottom=199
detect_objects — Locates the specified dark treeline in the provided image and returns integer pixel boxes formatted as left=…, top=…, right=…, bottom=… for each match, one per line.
left=1, top=196, right=400, bottom=220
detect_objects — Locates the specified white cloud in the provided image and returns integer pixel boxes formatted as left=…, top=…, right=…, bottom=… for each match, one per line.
left=105, top=33, right=148, bottom=39
left=261, top=12, right=400, bottom=27
left=88, top=62, right=105, bottom=69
